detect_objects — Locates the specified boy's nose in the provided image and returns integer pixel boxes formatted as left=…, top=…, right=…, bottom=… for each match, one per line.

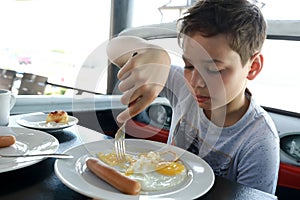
left=191, top=69, right=206, bottom=88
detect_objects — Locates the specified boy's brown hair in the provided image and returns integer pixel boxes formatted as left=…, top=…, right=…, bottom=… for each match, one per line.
left=178, top=0, right=266, bottom=65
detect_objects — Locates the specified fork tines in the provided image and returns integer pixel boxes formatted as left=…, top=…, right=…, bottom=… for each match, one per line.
left=114, top=122, right=126, bottom=161
left=115, top=139, right=126, bottom=161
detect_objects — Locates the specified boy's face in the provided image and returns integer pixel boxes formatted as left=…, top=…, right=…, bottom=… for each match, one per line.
left=182, top=33, right=252, bottom=111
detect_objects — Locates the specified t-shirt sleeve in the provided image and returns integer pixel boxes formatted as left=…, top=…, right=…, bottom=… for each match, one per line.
left=237, top=134, right=280, bottom=194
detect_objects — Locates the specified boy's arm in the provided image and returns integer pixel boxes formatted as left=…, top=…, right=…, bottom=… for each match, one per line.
left=238, top=136, right=280, bottom=194
left=106, top=36, right=171, bottom=123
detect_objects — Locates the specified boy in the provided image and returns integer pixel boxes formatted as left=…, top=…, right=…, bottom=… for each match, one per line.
left=107, top=0, right=279, bottom=194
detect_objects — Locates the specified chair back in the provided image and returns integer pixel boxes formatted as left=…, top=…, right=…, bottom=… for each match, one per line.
left=0, top=69, right=17, bottom=90
left=18, top=73, right=48, bottom=95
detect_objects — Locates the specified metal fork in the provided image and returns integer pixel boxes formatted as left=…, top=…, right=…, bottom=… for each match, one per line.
left=114, top=121, right=126, bottom=161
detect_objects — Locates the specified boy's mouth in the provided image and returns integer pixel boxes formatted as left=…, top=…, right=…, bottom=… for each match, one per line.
left=195, top=95, right=210, bottom=103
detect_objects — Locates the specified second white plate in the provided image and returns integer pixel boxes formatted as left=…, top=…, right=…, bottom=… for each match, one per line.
left=0, top=126, right=59, bottom=173
left=16, top=113, right=78, bottom=132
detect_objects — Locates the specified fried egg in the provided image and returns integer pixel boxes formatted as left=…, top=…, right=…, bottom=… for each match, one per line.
left=98, top=151, right=187, bottom=192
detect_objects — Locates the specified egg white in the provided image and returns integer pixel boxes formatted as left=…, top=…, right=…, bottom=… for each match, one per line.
left=98, top=151, right=188, bottom=192
left=128, top=166, right=187, bottom=191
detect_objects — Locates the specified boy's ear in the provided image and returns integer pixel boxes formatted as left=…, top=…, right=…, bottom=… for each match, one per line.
left=247, top=53, right=263, bottom=80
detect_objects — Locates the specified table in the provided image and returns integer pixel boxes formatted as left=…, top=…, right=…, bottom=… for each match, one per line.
left=0, top=113, right=277, bottom=200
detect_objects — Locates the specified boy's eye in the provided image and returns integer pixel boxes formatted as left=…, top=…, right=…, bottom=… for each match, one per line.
left=184, top=65, right=194, bottom=70
left=207, top=67, right=225, bottom=74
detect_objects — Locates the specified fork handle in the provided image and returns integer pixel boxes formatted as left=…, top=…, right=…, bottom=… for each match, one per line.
left=0, top=153, right=73, bottom=159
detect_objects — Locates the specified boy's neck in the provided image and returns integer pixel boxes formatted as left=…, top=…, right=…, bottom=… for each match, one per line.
left=204, top=90, right=250, bottom=127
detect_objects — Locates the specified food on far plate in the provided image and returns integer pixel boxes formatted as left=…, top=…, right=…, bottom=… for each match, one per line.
left=0, top=135, right=16, bottom=148
left=86, top=150, right=188, bottom=195
left=46, top=110, right=69, bottom=124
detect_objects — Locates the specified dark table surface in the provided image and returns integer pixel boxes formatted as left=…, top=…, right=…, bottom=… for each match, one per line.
left=0, top=113, right=277, bottom=200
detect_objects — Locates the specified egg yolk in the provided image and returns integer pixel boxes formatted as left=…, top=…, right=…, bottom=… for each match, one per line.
left=155, top=162, right=185, bottom=176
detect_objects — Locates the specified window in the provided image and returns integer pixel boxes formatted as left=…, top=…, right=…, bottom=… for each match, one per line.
left=249, top=0, right=300, bottom=113
left=0, top=0, right=111, bottom=95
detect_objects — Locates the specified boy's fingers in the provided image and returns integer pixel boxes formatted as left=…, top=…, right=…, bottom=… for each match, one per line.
left=117, top=109, right=131, bottom=123
left=117, top=53, right=139, bottom=79
left=117, top=93, right=157, bottom=123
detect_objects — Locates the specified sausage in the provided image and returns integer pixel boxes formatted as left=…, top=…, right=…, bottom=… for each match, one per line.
left=0, top=135, right=16, bottom=148
left=86, top=158, right=141, bottom=195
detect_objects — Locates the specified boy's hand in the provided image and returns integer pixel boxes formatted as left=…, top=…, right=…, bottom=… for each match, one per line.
left=116, top=48, right=170, bottom=123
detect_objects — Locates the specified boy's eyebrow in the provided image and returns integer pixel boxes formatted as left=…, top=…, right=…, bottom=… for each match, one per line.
left=182, top=55, right=224, bottom=64
left=204, top=59, right=224, bottom=64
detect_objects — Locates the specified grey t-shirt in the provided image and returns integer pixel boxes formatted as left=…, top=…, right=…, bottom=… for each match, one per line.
left=160, top=65, right=280, bottom=194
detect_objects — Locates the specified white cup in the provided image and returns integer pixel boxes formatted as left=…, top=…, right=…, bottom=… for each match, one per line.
left=0, top=89, right=16, bottom=126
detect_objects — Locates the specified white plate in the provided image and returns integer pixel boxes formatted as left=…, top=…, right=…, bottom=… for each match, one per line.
left=16, top=113, right=79, bottom=132
left=0, top=127, right=59, bottom=173
left=54, top=139, right=215, bottom=200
